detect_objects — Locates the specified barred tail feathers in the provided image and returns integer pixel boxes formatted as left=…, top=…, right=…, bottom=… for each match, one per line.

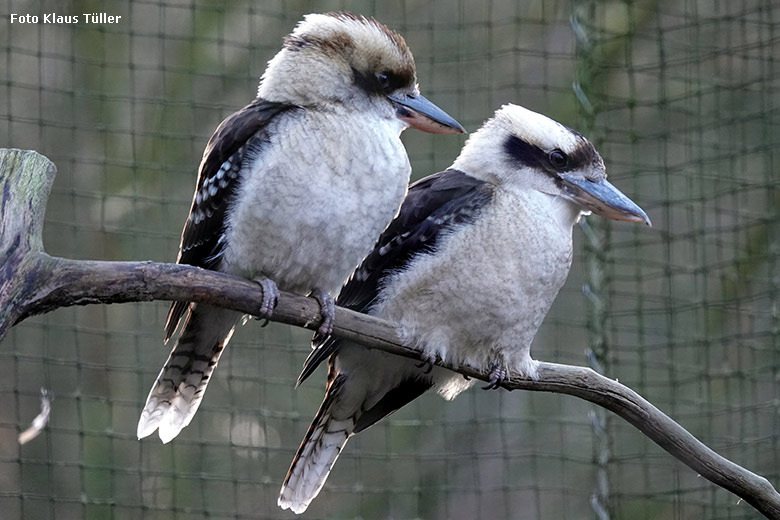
left=137, top=304, right=240, bottom=443
left=278, top=374, right=355, bottom=514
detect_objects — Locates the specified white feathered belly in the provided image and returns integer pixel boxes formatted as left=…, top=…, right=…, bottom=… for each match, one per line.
left=222, top=109, right=409, bottom=295
left=375, top=189, right=577, bottom=397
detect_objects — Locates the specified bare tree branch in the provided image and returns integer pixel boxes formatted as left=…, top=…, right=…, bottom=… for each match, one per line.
left=2, top=148, right=779, bottom=518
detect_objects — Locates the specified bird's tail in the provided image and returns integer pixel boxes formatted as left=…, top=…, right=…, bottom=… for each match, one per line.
left=278, top=374, right=355, bottom=514
left=137, top=304, right=240, bottom=443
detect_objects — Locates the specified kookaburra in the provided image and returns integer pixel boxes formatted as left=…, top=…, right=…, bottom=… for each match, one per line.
left=279, top=103, right=650, bottom=514
left=137, top=13, right=464, bottom=444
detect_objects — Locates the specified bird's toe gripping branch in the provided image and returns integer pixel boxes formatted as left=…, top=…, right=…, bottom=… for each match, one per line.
left=415, top=352, right=438, bottom=374
left=253, top=277, right=280, bottom=327
left=309, top=288, right=336, bottom=338
left=483, top=361, right=509, bottom=390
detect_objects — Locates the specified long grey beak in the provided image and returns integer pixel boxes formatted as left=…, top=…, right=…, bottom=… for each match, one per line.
left=388, top=93, right=466, bottom=135
left=560, top=173, right=651, bottom=226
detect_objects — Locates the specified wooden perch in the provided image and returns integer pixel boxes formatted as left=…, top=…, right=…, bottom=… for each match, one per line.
left=1, top=148, right=779, bottom=518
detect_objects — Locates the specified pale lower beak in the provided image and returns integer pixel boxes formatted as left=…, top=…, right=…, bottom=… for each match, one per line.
left=559, top=174, right=651, bottom=226
left=387, top=93, right=466, bottom=134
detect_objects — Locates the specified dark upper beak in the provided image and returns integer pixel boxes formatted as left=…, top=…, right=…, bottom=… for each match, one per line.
left=387, top=93, right=466, bottom=135
left=559, top=173, right=651, bottom=226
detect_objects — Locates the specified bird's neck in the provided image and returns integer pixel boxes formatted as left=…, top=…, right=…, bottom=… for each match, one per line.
left=539, top=191, right=586, bottom=230
left=502, top=185, right=584, bottom=231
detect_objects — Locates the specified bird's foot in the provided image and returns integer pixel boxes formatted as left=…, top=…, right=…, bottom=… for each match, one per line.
left=309, top=288, right=335, bottom=338
left=415, top=352, right=437, bottom=374
left=253, top=277, right=280, bottom=327
left=482, top=361, right=509, bottom=390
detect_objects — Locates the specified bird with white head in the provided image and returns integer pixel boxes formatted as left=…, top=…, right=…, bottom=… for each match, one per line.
left=280, top=103, right=649, bottom=514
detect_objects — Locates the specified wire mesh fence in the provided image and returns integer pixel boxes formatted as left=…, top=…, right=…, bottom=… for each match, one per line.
left=1, top=0, right=778, bottom=518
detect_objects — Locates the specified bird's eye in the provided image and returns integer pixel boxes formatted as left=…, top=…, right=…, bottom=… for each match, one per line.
left=376, top=72, right=391, bottom=91
left=548, top=149, right=568, bottom=169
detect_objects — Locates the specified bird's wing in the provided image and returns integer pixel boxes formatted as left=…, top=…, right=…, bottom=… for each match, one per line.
left=298, top=169, right=493, bottom=385
left=352, top=371, right=432, bottom=433
left=165, top=99, right=296, bottom=341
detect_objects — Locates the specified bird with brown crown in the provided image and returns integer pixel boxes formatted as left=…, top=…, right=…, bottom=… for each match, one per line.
left=137, top=12, right=464, bottom=444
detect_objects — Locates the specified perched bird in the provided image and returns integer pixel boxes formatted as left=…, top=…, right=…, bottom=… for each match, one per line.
left=279, top=103, right=650, bottom=513
left=137, top=12, right=464, bottom=444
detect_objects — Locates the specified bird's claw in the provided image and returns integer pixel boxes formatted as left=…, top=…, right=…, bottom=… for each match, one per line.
left=309, top=288, right=335, bottom=337
left=253, top=277, right=280, bottom=325
left=482, top=362, right=508, bottom=390
left=415, top=353, right=437, bottom=374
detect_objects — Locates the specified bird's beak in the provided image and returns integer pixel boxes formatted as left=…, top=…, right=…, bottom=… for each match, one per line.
left=387, top=93, right=466, bottom=134
left=559, top=173, right=651, bottom=226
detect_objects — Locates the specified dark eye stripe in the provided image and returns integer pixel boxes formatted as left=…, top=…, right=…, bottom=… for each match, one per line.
left=503, top=134, right=548, bottom=170
left=503, top=134, right=599, bottom=174
left=352, top=67, right=412, bottom=96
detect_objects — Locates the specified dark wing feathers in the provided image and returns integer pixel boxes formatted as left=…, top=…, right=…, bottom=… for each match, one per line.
left=353, top=375, right=432, bottom=433
left=164, top=98, right=295, bottom=341
left=338, top=169, right=492, bottom=312
left=297, top=169, right=493, bottom=385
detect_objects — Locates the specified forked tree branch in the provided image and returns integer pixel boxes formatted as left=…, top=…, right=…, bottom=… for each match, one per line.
left=1, top=149, right=778, bottom=518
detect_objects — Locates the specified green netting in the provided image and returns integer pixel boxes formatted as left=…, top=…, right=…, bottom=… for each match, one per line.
left=1, top=1, right=778, bottom=518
